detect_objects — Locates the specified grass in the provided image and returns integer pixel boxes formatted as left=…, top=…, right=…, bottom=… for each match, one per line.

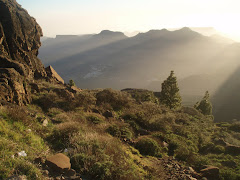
left=1, top=79, right=240, bottom=179
left=0, top=107, right=49, bottom=179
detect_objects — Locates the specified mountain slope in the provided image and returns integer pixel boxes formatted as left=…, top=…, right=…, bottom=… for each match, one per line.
left=39, top=28, right=239, bottom=93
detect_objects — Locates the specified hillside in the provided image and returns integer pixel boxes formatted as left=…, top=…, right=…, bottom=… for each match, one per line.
left=1, top=0, right=240, bottom=180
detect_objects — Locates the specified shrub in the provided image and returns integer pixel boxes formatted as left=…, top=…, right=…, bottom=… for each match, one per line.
left=96, top=89, right=132, bottom=110
left=106, top=125, right=133, bottom=140
left=214, top=145, right=225, bottom=154
left=48, top=122, right=80, bottom=149
left=125, top=120, right=140, bottom=132
left=220, top=169, right=240, bottom=180
left=229, top=122, right=240, bottom=132
left=74, top=91, right=96, bottom=109
left=123, top=89, right=159, bottom=104
left=69, top=79, right=75, bottom=87
left=71, top=153, right=95, bottom=173
left=47, top=108, right=63, bottom=117
left=87, top=115, right=104, bottom=124
left=90, top=161, right=112, bottom=180
left=135, top=137, right=162, bottom=157
left=195, top=91, right=212, bottom=115
left=6, top=106, right=31, bottom=125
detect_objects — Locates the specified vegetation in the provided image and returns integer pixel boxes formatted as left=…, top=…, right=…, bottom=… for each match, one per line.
left=69, top=79, right=75, bottom=87
left=1, top=77, right=240, bottom=179
left=160, top=71, right=182, bottom=109
left=195, top=91, right=213, bottom=115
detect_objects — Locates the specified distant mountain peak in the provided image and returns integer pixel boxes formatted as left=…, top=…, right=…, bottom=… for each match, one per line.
left=178, top=27, right=194, bottom=32
left=99, top=30, right=126, bottom=37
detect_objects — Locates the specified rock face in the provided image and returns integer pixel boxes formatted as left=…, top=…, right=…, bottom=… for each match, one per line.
left=0, top=0, right=46, bottom=77
left=0, top=68, right=31, bottom=105
left=0, top=0, right=52, bottom=105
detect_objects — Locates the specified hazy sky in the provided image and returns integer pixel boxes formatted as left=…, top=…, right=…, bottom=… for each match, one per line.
left=17, top=0, right=240, bottom=40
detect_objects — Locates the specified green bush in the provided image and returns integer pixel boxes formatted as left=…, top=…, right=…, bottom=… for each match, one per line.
left=106, top=125, right=133, bottom=140
left=48, top=122, right=80, bottom=149
left=220, top=169, right=240, bottom=180
left=135, top=137, right=162, bottom=157
left=71, top=153, right=95, bottom=173
left=96, top=89, right=132, bottom=110
left=74, top=91, right=96, bottom=109
left=214, top=145, right=225, bottom=154
left=126, top=120, right=140, bottom=131
left=229, top=122, right=240, bottom=132
left=87, top=115, right=104, bottom=124
left=124, top=89, right=159, bottom=104
left=90, top=161, right=112, bottom=180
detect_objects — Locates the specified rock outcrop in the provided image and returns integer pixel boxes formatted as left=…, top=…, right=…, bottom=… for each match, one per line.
left=45, top=65, right=64, bottom=84
left=0, top=68, right=31, bottom=105
left=0, top=0, right=63, bottom=105
left=0, top=0, right=46, bottom=77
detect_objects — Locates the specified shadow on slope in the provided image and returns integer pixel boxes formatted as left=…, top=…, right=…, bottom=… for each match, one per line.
left=213, top=65, right=240, bottom=122
left=39, top=30, right=128, bottom=65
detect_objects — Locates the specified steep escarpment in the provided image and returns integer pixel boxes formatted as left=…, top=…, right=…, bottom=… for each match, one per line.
left=0, top=0, right=49, bottom=105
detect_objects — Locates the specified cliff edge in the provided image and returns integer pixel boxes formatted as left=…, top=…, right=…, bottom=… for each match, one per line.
left=0, top=0, right=58, bottom=105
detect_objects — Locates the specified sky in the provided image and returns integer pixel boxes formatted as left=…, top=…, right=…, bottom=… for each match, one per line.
left=17, top=0, right=240, bottom=40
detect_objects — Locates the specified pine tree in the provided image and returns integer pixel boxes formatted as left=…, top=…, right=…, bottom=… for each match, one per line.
left=195, top=91, right=212, bottom=115
left=160, top=71, right=181, bottom=109
left=69, top=79, right=75, bottom=87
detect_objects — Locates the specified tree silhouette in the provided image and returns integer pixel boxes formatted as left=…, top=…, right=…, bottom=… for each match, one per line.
left=195, top=91, right=212, bottom=115
left=160, top=71, right=181, bottom=109
left=69, top=79, right=75, bottom=87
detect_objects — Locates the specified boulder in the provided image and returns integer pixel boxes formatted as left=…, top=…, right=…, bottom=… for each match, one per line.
left=45, top=65, right=64, bottom=84
left=45, top=153, right=71, bottom=173
left=200, top=166, right=220, bottom=180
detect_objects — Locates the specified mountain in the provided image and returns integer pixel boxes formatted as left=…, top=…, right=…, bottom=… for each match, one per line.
left=210, top=34, right=235, bottom=44
left=39, top=27, right=240, bottom=102
left=39, top=30, right=127, bottom=65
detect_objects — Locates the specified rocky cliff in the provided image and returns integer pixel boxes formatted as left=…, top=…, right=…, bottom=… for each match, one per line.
left=0, top=0, right=51, bottom=105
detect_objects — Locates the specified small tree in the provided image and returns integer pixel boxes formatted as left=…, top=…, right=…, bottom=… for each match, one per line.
left=69, top=79, right=75, bottom=87
left=160, top=71, right=181, bottom=109
left=195, top=91, right=212, bottom=115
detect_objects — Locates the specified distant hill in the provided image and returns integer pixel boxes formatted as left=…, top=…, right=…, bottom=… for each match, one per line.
left=39, top=28, right=240, bottom=116
left=39, top=30, right=127, bottom=64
